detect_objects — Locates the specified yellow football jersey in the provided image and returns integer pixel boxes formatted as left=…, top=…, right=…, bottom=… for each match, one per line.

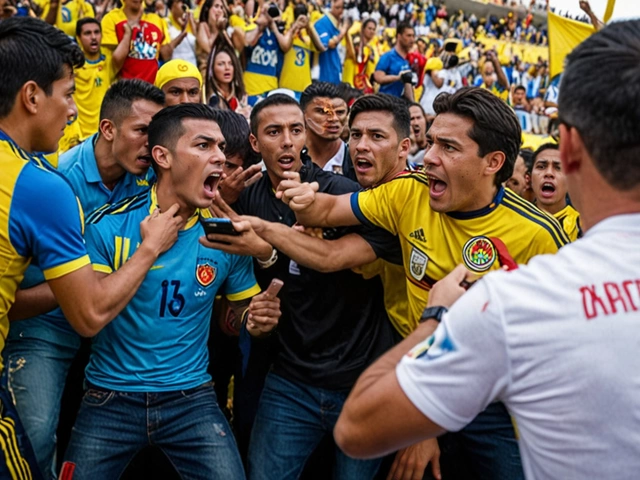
left=280, top=34, right=316, bottom=93
left=74, top=50, right=114, bottom=140
left=34, top=0, right=95, bottom=37
left=481, top=81, right=509, bottom=102
left=352, top=171, right=570, bottom=329
left=354, top=259, right=410, bottom=337
left=554, top=204, right=582, bottom=242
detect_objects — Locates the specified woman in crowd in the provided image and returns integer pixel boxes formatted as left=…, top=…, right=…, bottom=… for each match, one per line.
left=206, top=41, right=251, bottom=118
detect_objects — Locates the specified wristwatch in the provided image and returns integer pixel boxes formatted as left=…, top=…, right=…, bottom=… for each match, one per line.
left=419, top=306, right=448, bottom=324
left=256, top=248, right=278, bottom=269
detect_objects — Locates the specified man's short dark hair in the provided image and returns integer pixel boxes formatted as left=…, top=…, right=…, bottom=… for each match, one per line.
left=210, top=109, right=261, bottom=169
left=349, top=94, right=411, bottom=140
left=514, top=85, right=526, bottom=93
left=531, top=142, right=559, bottom=166
left=559, top=19, right=640, bottom=191
left=396, top=21, right=413, bottom=36
left=148, top=103, right=219, bottom=170
left=520, top=148, right=534, bottom=174
left=249, top=94, right=302, bottom=136
left=433, top=87, right=522, bottom=186
left=76, top=17, right=101, bottom=38
left=0, top=17, right=84, bottom=118
left=100, top=80, right=165, bottom=126
left=408, top=101, right=426, bottom=116
left=300, top=82, right=343, bottom=111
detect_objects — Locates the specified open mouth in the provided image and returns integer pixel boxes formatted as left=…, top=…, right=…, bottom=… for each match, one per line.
left=540, top=182, right=556, bottom=198
left=278, top=155, right=296, bottom=170
left=427, top=175, right=447, bottom=198
left=204, top=172, right=222, bottom=198
left=136, top=154, right=153, bottom=167
left=355, top=158, right=373, bottom=173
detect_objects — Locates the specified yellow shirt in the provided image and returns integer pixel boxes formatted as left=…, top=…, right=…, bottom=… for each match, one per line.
left=58, top=117, right=84, bottom=154
left=74, top=50, right=115, bottom=140
left=352, top=171, right=570, bottom=329
left=35, top=0, right=94, bottom=37
left=554, top=204, right=582, bottom=242
left=481, top=81, right=509, bottom=101
left=280, top=34, right=316, bottom=93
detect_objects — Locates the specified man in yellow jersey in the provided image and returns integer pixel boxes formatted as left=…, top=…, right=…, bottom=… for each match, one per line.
left=37, top=0, right=94, bottom=38
left=530, top=143, right=582, bottom=241
left=0, top=17, right=181, bottom=479
left=74, top=18, right=117, bottom=140
left=279, top=87, right=570, bottom=480
left=479, top=50, right=509, bottom=102
left=154, top=58, right=203, bottom=105
left=279, top=7, right=325, bottom=100
left=101, top=0, right=173, bottom=84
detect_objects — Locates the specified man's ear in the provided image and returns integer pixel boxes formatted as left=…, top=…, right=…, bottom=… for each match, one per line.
left=484, top=151, right=506, bottom=178
left=20, top=81, right=40, bottom=115
left=249, top=133, right=260, bottom=154
left=100, top=119, right=116, bottom=142
left=398, top=137, right=411, bottom=160
left=559, top=124, right=582, bottom=175
left=152, top=145, right=171, bottom=172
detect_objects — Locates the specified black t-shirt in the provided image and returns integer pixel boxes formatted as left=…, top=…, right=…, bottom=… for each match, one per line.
left=234, top=158, right=402, bottom=390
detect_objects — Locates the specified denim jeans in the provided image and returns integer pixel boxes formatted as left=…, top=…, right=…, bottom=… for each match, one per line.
left=454, top=402, right=524, bottom=480
left=248, top=373, right=382, bottom=480
left=3, top=320, right=81, bottom=480
left=62, top=382, right=245, bottom=480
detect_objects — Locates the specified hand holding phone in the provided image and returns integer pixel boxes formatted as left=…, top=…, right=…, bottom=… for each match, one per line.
left=199, top=217, right=241, bottom=236
left=265, top=278, right=284, bottom=298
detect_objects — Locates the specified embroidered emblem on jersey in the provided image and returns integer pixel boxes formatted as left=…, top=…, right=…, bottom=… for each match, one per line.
left=409, top=247, right=428, bottom=281
left=462, top=236, right=496, bottom=273
left=196, top=263, right=216, bottom=287
left=409, top=227, right=426, bottom=243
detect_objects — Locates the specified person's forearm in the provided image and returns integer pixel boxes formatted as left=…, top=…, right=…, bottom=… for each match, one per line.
left=160, top=43, right=174, bottom=61
left=373, top=71, right=400, bottom=85
left=275, top=26, right=293, bottom=52
left=327, top=30, right=346, bottom=49
left=44, top=0, right=59, bottom=24
left=111, top=33, right=132, bottom=73
left=260, top=223, right=375, bottom=272
left=493, top=58, right=509, bottom=89
left=310, top=25, right=327, bottom=53
left=245, top=26, right=265, bottom=47
left=403, top=83, right=415, bottom=102
left=293, top=192, right=351, bottom=228
left=51, top=244, right=159, bottom=337
left=8, top=283, right=58, bottom=322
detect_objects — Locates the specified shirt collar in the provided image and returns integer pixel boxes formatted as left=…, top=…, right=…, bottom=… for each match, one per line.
left=584, top=213, right=640, bottom=238
left=81, top=134, right=102, bottom=184
left=446, top=185, right=505, bottom=220
left=0, top=129, right=54, bottom=169
left=326, top=11, right=339, bottom=28
left=148, top=184, right=200, bottom=230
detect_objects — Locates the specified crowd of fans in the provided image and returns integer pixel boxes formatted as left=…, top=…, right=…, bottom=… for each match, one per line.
left=1, top=0, right=637, bottom=480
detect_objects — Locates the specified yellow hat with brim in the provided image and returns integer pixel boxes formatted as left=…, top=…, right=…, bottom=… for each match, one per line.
left=426, top=57, right=444, bottom=71
left=155, top=60, right=203, bottom=89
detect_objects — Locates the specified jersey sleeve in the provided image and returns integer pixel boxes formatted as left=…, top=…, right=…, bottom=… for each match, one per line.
left=396, top=279, right=511, bottom=431
left=101, top=11, right=119, bottom=48
left=8, top=165, right=89, bottom=280
left=350, top=178, right=409, bottom=235
left=222, top=254, right=261, bottom=301
left=356, top=224, right=403, bottom=265
left=375, top=52, right=391, bottom=73
left=84, top=221, right=115, bottom=275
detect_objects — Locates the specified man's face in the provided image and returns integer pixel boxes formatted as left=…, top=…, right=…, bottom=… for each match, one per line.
left=162, top=118, right=225, bottom=210
left=171, top=0, right=186, bottom=23
left=423, top=113, right=500, bottom=213
left=250, top=104, right=306, bottom=186
left=409, top=105, right=426, bottom=144
left=78, top=23, right=101, bottom=56
left=513, top=88, right=525, bottom=105
left=127, top=0, right=144, bottom=12
left=162, top=78, right=202, bottom=106
left=304, top=97, right=348, bottom=142
left=505, top=155, right=529, bottom=198
left=481, top=62, right=496, bottom=86
left=416, top=38, right=427, bottom=54
left=330, top=0, right=344, bottom=19
left=398, top=28, right=415, bottom=50
left=35, top=66, right=77, bottom=153
left=222, top=152, right=244, bottom=178
left=349, top=111, right=407, bottom=188
left=531, top=148, right=567, bottom=212
left=111, top=100, right=163, bottom=176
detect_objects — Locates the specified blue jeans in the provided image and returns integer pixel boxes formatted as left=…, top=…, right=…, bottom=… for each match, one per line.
left=454, top=402, right=524, bottom=480
left=3, top=320, right=81, bottom=480
left=62, top=382, right=245, bottom=479
left=248, top=373, right=382, bottom=480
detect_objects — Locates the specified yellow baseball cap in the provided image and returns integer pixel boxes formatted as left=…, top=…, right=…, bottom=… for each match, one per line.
left=155, top=60, right=203, bottom=89
left=426, top=57, right=444, bottom=71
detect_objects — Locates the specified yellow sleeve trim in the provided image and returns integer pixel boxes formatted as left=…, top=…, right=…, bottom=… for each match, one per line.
left=92, top=264, right=113, bottom=274
left=226, top=284, right=261, bottom=302
left=43, top=255, right=91, bottom=280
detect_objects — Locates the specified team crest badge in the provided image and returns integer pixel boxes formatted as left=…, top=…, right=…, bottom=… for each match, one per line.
left=409, top=247, right=428, bottom=281
left=196, top=263, right=216, bottom=287
left=462, top=236, right=496, bottom=272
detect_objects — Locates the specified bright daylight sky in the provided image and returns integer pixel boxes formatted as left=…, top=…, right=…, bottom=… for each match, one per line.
left=549, top=0, right=640, bottom=21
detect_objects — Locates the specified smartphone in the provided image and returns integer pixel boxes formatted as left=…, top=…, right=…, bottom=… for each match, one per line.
left=200, top=217, right=240, bottom=236
left=265, top=278, right=284, bottom=297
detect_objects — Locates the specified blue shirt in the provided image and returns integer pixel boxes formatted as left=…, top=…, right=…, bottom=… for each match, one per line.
left=376, top=49, right=410, bottom=97
left=85, top=187, right=260, bottom=391
left=314, top=14, right=342, bottom=84
left=24, top=135, right=155, bottom=335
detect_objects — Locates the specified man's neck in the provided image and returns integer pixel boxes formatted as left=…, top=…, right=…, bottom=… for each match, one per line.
left=267, top=162, right=302, bottom=191
left=0, top=117, right=34, bottom=152
left=124, top=5, right=142, bottom=20
left=395, top=44, right=408, bottom=58
left=306, top=131, right=342, bottom=169
left=84, top=50, right=101, bottom=62
left=541, top=199, right=567, bottom=216
left=155, top=181, right=196, bottom=226
left=94, top=135, right=127, bottom=191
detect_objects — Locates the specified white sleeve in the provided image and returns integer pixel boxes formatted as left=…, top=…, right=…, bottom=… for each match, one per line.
left=396, top=279, right=511, bottom=432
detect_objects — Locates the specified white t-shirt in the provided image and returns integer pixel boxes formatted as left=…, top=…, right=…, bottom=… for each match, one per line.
left=397, top=213, right=640, bottom=480
left=420, top=70, right=445, bottom=116
left=167, top=22, right=197, bottom=66
left=322, top=141, right=346, bottom=175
